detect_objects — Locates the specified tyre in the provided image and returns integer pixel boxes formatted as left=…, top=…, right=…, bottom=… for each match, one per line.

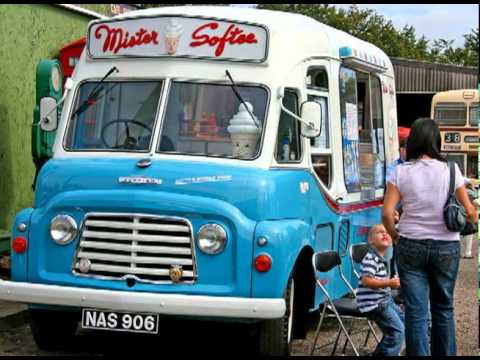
left=29, top=309, right=79, bottom=351
left=257, top=277, right=294, bottom=356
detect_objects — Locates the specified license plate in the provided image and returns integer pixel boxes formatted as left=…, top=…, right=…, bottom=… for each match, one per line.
left=81, top=309, right=159, bottom=334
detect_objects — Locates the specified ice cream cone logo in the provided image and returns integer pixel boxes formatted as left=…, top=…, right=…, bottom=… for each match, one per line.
left=164, top=18, right=183, bottom=55
left=227, top=102, right=261, bottom=159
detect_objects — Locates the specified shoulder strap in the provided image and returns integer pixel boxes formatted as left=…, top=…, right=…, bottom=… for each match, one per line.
left=448, top=162, right=455, bottom=197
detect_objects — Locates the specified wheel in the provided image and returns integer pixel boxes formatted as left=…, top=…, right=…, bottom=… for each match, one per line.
left=29, top=309, right=79, bottom=351
left=257, top=277, right=294, bottom=356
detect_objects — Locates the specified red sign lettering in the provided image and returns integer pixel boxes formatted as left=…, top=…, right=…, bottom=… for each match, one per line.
left=94, top=24, right=159, bottom=54
left=190, top=22, right=258, bottom=57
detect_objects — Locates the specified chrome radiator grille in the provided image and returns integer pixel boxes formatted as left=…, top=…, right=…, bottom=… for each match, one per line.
left=73, top=213, right=196, bottom=283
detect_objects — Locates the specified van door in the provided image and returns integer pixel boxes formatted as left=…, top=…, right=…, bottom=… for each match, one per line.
left=304, top=60, right=351, bottom=302
left=336, top=63, right=388, bottom=286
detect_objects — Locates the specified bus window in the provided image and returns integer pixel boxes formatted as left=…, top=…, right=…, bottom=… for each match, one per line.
left=443, top=153, right=466, bottom=176
left=434, top=103, right=467, bottom=126
left=469, top=102, right=479, bottom=126
left=467, top=154, right=478, bottom=179
left=276, top=90, right=302, bottom=163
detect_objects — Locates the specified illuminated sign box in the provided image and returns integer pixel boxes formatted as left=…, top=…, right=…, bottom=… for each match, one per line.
left=87, top=16, right=269, bottom=62
left=339, top=46, right=387, bottom=73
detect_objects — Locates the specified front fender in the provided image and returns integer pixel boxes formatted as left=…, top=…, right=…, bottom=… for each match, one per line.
left=251, top=219, right=313, bottom=298
left=10, top=208, right=34, bottom=281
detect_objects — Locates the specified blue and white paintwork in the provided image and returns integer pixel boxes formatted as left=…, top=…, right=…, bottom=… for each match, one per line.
left=3, top=6, right=397, bottom=323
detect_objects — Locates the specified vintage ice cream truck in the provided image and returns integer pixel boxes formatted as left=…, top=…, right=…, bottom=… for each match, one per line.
left=0, top=6, right=399, bottom=356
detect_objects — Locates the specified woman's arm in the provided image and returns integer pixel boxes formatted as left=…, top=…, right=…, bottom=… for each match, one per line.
left=382, top=182, right=401, bottom=241
left=456, top=185, right=478, bottom=223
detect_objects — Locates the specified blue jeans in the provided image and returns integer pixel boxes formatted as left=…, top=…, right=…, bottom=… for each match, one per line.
left=367, top=297, right=405, bottom=356
left=397, top=238, right=460, bottom=356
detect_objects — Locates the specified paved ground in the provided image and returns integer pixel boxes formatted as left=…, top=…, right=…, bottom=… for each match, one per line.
left=0, top=244, right=478, bottom=356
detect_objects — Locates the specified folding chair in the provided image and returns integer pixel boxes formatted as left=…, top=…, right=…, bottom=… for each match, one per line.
left=310, top=250, right=380, bottom=356
left=349, top=243, right=403, bottom=305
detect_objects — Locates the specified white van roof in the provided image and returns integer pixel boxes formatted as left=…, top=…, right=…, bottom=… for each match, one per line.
left=99, top=5, right=394, bottom=77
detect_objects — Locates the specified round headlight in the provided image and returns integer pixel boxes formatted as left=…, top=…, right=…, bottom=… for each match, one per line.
left=50, top=215, right=78, bottom=245
left=197, top=224, right=227, bottom=255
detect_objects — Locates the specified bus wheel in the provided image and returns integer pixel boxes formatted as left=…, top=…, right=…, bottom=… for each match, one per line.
left=257, top=277, right=294, bottom=356
left=29, top=309, right=78, bottom=351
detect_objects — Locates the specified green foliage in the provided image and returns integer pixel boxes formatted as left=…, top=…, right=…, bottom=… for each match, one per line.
left=257, top=4, right=478, bottom=67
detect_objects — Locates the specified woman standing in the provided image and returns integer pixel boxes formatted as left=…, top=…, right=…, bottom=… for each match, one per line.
left=382, top=118, right=478, bottom=356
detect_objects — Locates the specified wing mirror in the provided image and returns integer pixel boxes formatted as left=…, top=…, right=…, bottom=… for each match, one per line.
left=278, top=87, right=322, bottom=139
left=300, top=101, right=322, bottom=138
left=39, top=97, right=58, bottom=131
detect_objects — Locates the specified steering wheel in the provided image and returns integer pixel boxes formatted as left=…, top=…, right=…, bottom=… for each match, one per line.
left=101, top=119, right=152, bottom=150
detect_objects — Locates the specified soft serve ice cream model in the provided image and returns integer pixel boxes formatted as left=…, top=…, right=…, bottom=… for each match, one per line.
left=227, top=102, right=261, bottom=158
left=164, top=18, right=183, bottom=55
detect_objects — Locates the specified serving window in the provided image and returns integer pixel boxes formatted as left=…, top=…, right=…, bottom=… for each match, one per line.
left=339, top=66, right=386, bottom=200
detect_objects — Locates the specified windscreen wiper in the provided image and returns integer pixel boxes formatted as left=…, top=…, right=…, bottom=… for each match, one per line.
left=225, top=70, right=260, bottom=128
left=72, top=66, right=119, bottom=117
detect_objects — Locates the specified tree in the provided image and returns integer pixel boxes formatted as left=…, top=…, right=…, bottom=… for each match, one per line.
left=463, top=28, right=479, bottom=67
left=257, top=4, right=431, bottom=60
left=428, top=28, right=479, bottom=67
left=257, top=4, right=478, bottom=67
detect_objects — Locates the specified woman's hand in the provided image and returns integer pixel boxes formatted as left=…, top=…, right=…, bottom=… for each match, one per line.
left=456, top=186, right=478, bottom=224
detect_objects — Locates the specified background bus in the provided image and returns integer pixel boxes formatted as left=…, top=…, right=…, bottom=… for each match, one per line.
left=431, top=89, right=479, bottom=180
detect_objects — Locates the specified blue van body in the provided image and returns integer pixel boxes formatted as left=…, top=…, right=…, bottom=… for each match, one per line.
left=12, top=157, right=380, bottom=309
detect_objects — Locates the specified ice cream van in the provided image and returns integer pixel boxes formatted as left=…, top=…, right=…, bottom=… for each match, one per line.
left=0, top=6, right=399, bottom=356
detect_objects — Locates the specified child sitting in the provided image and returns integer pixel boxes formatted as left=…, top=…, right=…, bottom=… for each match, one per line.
left=356, top=224, right=405, bottom=356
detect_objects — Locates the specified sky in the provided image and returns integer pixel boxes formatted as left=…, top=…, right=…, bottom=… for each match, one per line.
left=232, top=4, right=479, bottom=48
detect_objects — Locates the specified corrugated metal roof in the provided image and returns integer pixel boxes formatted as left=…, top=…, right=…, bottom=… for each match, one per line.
left=391, top=57, right=479, bottom=93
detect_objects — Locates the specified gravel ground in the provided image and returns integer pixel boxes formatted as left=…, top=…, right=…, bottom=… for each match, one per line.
left=0, top=244, right=478, bottom=356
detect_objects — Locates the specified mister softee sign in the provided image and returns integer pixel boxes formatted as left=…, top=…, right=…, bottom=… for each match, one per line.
left=88, top=16, right=268, bottom=62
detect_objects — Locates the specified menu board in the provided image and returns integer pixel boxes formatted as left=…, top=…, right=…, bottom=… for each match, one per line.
left=343, top=102, right=361, bottom=192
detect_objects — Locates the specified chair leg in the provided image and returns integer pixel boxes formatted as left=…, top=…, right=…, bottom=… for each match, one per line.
left=367, top=320, right=380, bottom=344
left=310, top=304, right=328, bottom=355
left=341, top=318, right=355, bottom=355
left=363, top=324, right=371, bottom=347
left=331, top=325, right=342, bottom=356
left=329, top=303, right=360, bottom=356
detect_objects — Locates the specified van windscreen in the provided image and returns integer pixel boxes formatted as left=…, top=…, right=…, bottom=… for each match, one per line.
left=157, top=81, right=268, bottom=160
left=65, top=81, right=163, bottom=152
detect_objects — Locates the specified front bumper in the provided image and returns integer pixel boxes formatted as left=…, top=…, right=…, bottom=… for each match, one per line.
left=0, top=280, right=285, bottom=319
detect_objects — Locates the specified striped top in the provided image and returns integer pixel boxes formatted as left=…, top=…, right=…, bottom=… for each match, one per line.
left=356, top=247, right=390, bottom=313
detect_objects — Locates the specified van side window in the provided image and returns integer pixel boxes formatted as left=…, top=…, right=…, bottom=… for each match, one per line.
left=339, top=66, right=386, bottom=198
left=307, top=67, right=328, bottom=91
left=309, top=96, right=329, bottom=150
left=309, top=95, right=331, bottom=188
left=276, top=90, right=301, bottom=162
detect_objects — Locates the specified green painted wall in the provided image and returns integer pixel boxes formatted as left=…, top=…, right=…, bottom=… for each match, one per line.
left=0, top=5, right=96, bottom=230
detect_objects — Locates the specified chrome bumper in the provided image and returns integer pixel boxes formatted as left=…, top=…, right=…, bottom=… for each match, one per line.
left=0, top=280, right=285, bottom=319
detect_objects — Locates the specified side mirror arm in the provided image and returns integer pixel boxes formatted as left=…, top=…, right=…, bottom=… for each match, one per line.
left=40, top=78, right=74, bottom=127
left=278, top=93, right=319, bottom=133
